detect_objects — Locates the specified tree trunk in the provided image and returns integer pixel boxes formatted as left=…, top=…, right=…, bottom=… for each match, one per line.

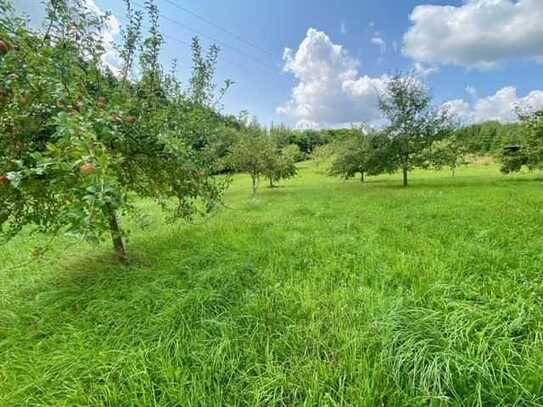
left=251, top=174, right=258, bottom=194
left=360, top=171, right=365, bottom=183
left=269, top=177, right=274, bottom=188
left=107, top=206, right=127, bottom=262
left=402, top=167, right=408, bottom=187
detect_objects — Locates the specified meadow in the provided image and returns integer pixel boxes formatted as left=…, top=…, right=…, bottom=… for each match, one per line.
left=1, top=163, right=543, bottom=406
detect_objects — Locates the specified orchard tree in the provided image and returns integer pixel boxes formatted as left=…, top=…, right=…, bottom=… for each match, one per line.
left=282, top=144, right=302, bottom=163
left=329, top=132, right=371, bottom=182
left=379, top=74, right=454, bottom=186
left=329, top=128, right=395, bottom=182
left=263, top=144, right=298, bottom=188
left=0, top=0, right=229, bottom=261
left=227, top=124, right=298, bottom=192
left=420, top=137, right=468, bottom=176
left=500, top=110, right=543, bottom=174
left=227, top=124, right=270, bottom=194
left=311, top=144, right=334, bottom=169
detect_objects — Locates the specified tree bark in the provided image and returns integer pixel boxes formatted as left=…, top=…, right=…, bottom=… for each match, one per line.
left=107, top=206, right=127, bottom=262
left=251, top=174, right=258, bottom=194
left=402, top=167, right=408, bottom=187
left=360, top=171, right=365, bottom=182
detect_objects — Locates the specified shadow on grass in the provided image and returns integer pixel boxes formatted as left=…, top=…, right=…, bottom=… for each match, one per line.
left=349, top=174, right=543, bottom=191
left=21, top=222, right=263, bottom=327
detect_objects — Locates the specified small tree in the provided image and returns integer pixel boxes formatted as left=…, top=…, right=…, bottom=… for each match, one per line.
left=329, top=128, right=395, bottom=182
left=282, top=144, right=302, bottom=163
left=329, top=133, right=371, bottom=182
left=227, top=125, right=270, bottom=194
left=227, top=124, right=298, bottom=193
left=378, top=74, right=453, bottom=186
left=311, top=144, right=334, bottom=169
left=263, top=144, right=298, bottom=188
left=420, top=137, right=468, bottom=176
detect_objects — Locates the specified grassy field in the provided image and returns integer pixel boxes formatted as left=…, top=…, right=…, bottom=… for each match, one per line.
left=1, top=163, right=543, bottom=406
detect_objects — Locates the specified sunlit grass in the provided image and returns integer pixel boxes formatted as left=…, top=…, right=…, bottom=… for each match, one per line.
left=1, top=163, right=543, bottom=406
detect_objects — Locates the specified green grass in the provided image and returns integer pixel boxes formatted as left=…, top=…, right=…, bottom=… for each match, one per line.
left=2, top=163, right=543, bottom=406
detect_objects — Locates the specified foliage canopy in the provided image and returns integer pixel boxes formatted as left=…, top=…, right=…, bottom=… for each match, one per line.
left=0, top=0, right=230, bottom=259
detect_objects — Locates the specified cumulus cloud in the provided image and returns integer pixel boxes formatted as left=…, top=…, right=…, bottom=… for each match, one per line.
left=443, top=87, right=543, bottom=123
left=16, top=0, right=122, bottom=73
left=442, top=99, right=474, bottom=123
left=403, top=0, right=543, bottom=68
left=277, top=28, right=388, bottom=129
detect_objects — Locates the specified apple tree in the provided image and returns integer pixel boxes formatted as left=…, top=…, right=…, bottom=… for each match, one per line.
left=329, top=128, right=395, bottom=182
left=262, top=144, right=298, bottom=188
left=226, top=123, right=271, bottom=194
left=378, top=74, right=454, bottom=186
left=420, top=137, right=468, bottom=176
left=0, top=0, right=229, bottom=260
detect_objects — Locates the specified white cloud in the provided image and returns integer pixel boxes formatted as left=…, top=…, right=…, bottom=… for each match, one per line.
left=84, top=0, right=121, bottom=74
left=443, top=87, right=543, bottom=123
left=15, top=0, right=121, bottom=74
left=371, top=35, right=386, bottom=54
left=404, top=0, right=543, bottom=68
left=413, top=62, right=438, bottom=77
left=277, top=28, right=388, bottom=129
left=442, top=99, right=474, bottom=123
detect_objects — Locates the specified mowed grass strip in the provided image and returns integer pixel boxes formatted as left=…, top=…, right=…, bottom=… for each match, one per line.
left=1, top=163, right=543, bottom=406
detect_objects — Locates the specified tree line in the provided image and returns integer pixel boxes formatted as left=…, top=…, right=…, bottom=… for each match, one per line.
left=311, top=91, right=542, bottom=185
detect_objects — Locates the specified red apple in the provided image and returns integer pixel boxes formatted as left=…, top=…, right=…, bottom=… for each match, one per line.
left=0, top=40, right=9, bottom=55
left=0, top=175, right=9, bottom=186
left=80, top=163, right=96, bottom=176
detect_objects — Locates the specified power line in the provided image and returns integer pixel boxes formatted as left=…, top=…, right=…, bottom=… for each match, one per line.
left=132, top=1, right=277, bottom=74
left=161, top=0, right=276, bottom=59
left=157, top=17, right=274, bottom=76
left=116, top=14, right=191, bottom=70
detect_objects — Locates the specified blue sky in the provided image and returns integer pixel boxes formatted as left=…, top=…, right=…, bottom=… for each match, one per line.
left=14, top=0, right=543, bottom=128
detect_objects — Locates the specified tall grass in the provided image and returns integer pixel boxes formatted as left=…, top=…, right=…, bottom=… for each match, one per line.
left=1, top=163, right=543, bottom=406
